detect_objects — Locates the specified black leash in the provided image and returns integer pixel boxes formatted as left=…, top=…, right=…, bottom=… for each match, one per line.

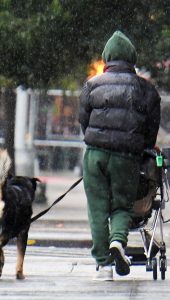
left=31, top=176, right=83, bottom=223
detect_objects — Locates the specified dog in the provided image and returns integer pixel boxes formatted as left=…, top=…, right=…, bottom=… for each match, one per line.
left=0, top=149, right=39, bottom=279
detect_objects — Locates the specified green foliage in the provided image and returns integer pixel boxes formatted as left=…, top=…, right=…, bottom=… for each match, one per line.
left=155, top=26, right=170, bottom=61
left=154, top=26, right=170, bottom=90
left=0, top=0, right=169, bottom=90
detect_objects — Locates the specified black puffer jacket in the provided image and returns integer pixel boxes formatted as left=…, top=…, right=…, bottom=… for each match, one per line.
left=79, top=61, right=161, bottom=154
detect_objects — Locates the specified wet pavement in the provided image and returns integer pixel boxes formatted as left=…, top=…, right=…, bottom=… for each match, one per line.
left=1, top=246, right=170, bottom=300
left=1, top=171, right=170, bottom=299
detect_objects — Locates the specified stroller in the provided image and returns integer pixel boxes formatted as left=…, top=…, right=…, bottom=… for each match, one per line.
left=126, top=148, right=170, bottom=280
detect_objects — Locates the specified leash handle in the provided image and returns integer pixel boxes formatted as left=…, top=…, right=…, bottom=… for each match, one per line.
left=31, top=176, right=83, bottom=223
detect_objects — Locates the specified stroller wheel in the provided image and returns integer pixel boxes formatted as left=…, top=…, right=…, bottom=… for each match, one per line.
left=160, top=257, right=166, bottom=280
left=152, top=258, right=157, bottom=280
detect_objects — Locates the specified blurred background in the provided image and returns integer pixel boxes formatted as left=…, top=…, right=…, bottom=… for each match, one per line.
left=0, top=0, right=169, bottom=198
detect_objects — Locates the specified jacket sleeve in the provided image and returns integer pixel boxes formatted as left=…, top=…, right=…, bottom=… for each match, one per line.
left=79, top=81, right=92, bottom=135
left=144, top=83, right=161, bottom=148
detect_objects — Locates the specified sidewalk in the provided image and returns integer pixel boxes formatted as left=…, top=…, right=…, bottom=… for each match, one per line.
left=2, top=246, right=170, bottom=300
left=28, top=170, right=91, bottom=247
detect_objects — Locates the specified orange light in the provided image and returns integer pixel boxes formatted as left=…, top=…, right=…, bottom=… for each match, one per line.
left=88, top=60, right=105, bottom=79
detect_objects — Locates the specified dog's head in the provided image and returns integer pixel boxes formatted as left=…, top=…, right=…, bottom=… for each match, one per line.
left=5, top=176, right=41, bottom=200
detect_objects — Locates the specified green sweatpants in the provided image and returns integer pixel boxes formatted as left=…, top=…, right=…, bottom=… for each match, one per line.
left=83, top=147, right=140, bottom=266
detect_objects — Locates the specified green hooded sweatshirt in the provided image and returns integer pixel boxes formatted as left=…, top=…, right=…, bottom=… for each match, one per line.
left=102, top=30, right=137, bottom=65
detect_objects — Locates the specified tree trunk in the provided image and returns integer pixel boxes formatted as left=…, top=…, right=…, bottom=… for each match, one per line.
left=3, top=88, right=16, bottom=174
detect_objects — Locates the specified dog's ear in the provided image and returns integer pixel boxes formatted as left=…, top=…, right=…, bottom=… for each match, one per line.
left=31, top=178, right=41, bottom=190
left=34, top=178, right=41, bottom=183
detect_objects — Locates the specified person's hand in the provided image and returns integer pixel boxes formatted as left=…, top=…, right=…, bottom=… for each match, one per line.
left=154, top=145, right=161, bottom=153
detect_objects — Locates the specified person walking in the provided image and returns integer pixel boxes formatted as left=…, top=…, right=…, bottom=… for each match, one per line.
left=79, top=30, right=161, bottom=281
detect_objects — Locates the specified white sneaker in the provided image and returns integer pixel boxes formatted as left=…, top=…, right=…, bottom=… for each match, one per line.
left=110, top=241, right=131, bottom=276
left=93, top=265, right=113, bottom=281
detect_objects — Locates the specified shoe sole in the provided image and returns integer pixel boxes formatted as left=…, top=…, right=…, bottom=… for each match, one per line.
left=110, top=247, right=130, bottom=276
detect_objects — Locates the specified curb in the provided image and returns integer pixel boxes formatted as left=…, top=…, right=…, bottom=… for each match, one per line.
left=9, top=238, right=147, bottom=264
left=27, top=238, right=92, bottom=248
left=8, top=237, right=92, bottom=248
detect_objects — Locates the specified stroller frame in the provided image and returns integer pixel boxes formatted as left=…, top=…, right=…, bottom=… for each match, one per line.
left=127, top=149, right=170, bottom=280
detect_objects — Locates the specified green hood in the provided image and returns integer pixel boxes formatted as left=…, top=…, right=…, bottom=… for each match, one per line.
left=102, top=30, right=137, bottom=65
